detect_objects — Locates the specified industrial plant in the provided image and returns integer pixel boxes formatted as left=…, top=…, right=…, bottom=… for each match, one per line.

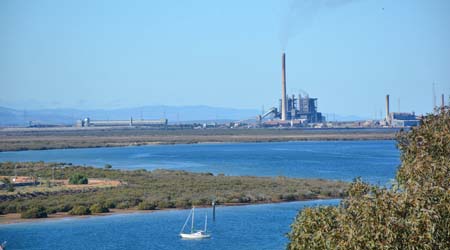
left=257, top=52, right=325, bottom=127
left=25, top=50, right=446, bottom=130
left=383, top=94, right=420, bottom=127
left=71, top=52, right=441, bottom=130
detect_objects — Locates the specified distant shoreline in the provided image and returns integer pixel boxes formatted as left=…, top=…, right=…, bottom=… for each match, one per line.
left=0, top=198, right=339, bottom=225
left=0, top=127, right=397, bottom=152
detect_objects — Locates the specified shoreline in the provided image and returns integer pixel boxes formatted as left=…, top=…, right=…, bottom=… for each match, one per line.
left=0, top=198, right=339, bottom=225
left=0, top=128, right=397, bottom=152
left=0, top=137, right=396, bottom=153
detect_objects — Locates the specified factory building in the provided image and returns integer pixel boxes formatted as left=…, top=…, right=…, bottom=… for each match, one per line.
left=76, top=117, right=168, bottom=128
left=389, top=113, right=420, bottom=127
left=258, top=52, right=325, bottom=124
left=384, top=95, right=420, bottom=127
left=277, top=94, right=324, bottom=122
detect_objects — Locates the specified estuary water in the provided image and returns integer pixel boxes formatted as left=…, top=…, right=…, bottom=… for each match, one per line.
left=0, top=199, right=340, bottom=250
left=0, top=140, right=400, bottom=184
left=0, top=140, right=400, bottom=249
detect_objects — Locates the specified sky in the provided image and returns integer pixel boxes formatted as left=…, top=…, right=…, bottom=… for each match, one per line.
left=1, top=0, right=449, bottom=117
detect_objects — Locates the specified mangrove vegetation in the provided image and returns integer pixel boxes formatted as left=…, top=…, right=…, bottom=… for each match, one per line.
left=0, top=161, right=348, bottom=218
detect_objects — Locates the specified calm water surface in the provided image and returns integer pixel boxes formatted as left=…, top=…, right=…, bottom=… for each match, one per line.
left=0, top=140, right=400, bottom=184
left=0, top=141, right=400, bottom=249
left=0, top=200, right=339, bottom=250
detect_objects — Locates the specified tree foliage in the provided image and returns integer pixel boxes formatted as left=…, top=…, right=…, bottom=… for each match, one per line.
left=68, top=173, right=88, bottom=185
left=288, top=107, right=450, bottom=250
left=0, top=162, right=347, bottom=216
left=90, top=203, right=109, bottom=213
left=21, top=206, right=48, bottom=219
left=69, top=205, right=91, bottom=215
left=137, top=200, right=157, bottom=210
left=1, top=178, right=14, bottom=192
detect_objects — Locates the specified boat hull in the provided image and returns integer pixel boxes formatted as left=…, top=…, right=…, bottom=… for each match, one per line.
left=180, top=232, right=211, bottom=239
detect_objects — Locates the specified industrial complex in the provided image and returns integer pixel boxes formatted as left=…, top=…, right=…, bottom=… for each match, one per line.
left=383, top=94, right=420, bottom=127
left=254, top=52, right=444, bottom=129
left=257, top=52, right=324, bottom=127
left=66, top=52, right=446, bottom=130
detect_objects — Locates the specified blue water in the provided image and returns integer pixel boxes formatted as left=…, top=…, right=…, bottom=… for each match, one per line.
left=0, top=140, right=400, bottom=184
left=0, top=199, right=339, bottom=250
left=0, top=141, right=400, bottom=249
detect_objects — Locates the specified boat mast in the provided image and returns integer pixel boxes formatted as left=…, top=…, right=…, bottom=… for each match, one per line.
left=180, top=208, right=192, bottom=234
left=204, top=214, right=208, bottom=232
left=191, top=207, right=195, bottom=233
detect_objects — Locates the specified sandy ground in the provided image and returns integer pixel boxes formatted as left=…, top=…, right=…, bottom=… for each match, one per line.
left=0, top=178, right=122, bottom=196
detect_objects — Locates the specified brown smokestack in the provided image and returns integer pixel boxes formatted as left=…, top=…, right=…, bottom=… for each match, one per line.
left=386, top=94, right=390, bottom=125
left=281, top=52, right=287, bottom=121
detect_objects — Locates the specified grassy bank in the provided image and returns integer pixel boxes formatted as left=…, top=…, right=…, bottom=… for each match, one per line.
left=0, top=162, right=348, bottom=220
left=0, top=127, right=396, bottom=152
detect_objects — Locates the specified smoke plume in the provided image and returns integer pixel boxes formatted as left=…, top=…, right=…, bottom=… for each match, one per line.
left=280, top=0, right=359, bottom=50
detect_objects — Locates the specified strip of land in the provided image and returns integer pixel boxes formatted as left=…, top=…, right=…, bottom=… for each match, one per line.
left=0, top=162, right=348, bottom=224
left=0, top=208, right=150, bottom=224
left=0, top=127, right=397, bottom=152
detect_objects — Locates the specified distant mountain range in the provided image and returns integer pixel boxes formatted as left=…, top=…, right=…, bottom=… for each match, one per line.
left=0, top=106, right=370, bottom=126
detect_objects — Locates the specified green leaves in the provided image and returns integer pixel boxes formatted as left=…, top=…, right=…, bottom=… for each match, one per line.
left=0, top=162, right=348, bottom=216
left=288, top=107, right=450, bottom=250
left=68, top=206, right=91, bottom=215
left=68, top=173, right=88, bottom=185
left=21, top=206, right=48, bottom=219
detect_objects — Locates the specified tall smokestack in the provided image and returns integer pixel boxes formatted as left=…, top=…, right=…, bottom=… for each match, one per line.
left=386, top=94, right=390, bottom=125
left=281, top=52, right=287, bottom=121
left=442, top=94, right=445, bottom=108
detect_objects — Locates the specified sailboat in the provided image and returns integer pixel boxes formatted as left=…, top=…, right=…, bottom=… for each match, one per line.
left=179, top=207, right=211, bottom=239
left=0, top=241, right=6, bottom=250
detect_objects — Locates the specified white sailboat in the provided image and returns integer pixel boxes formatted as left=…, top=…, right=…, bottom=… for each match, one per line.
left=0, top=241, right=6, bottom=250
left=180, top=207, right=211, bottom=239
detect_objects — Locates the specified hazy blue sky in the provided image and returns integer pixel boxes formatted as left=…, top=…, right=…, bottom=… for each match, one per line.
left=1, top=0, right=449, bottom=117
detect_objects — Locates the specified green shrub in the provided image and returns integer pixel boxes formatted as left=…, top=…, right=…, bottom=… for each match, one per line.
left=68, top=173, right=88, bottom=185
left=2, top=178, right=15, bottom=192
left=104, top=200, right=116, bottom=209
left=21, top=206, right=48, bottom=219
left=4, top=204, right=18, bottom=214
left=104, top=164, right=112, bottom=169
left=282, top=194, right=297, bottom=201
left=57, top=204, right=73, bottom=212
left=116, top=201, right=132, bottom=209
left=288, top=107, right=450, bottom=250
left=46, top=207, right=57, bottom=214
left=68, top=205, right=91, bottom=215
left=0, top=159, right=348, bottom=218
left=174, top=199, right=192, bottom=208
left=156, top=200, right=175, bottom=209
left=137, top=201, right=157, bottom=210
left=90, top=203, right=109, bottom=213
